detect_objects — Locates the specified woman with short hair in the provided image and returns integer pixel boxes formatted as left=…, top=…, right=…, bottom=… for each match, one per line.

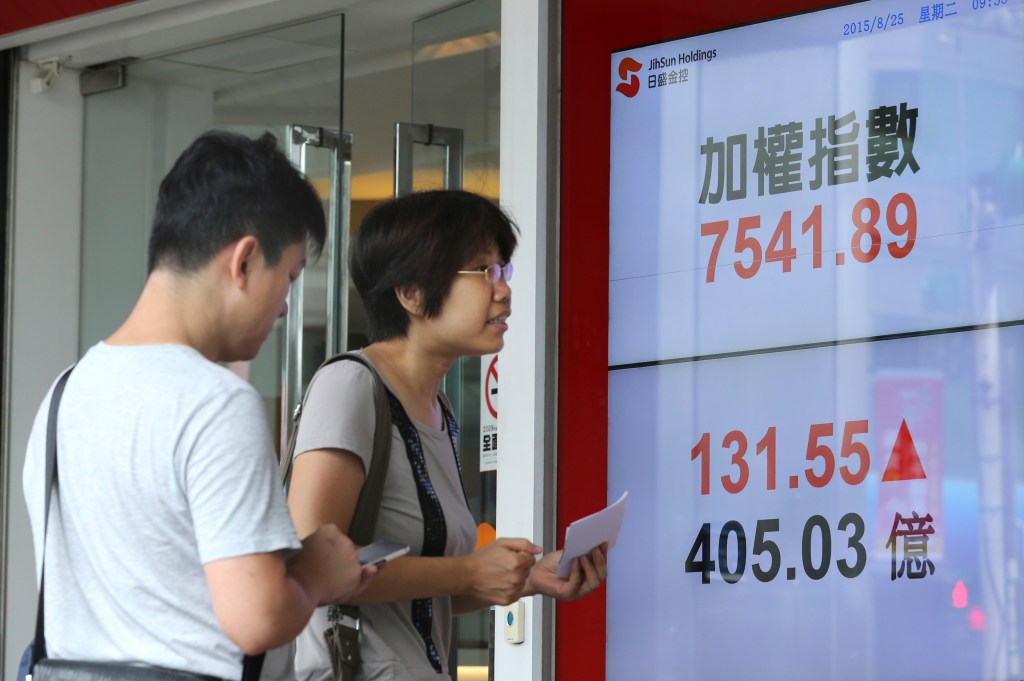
left=287, top=190, right=607, bottom=681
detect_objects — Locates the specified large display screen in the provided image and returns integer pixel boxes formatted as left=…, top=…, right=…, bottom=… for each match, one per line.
left=607, top=1, right=1024, bottom=679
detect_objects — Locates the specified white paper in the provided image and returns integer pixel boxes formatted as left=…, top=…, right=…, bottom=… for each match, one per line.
left=556, top=491, right=628, bottom=578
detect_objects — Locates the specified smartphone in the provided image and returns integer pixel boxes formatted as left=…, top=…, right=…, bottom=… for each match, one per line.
left=357, top=540, right=410, bottom=567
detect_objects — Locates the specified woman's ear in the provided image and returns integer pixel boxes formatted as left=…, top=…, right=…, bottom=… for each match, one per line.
left=395, top=284, right=425, bottom=317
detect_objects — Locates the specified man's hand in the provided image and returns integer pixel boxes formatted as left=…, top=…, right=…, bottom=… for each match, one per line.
left=204, top=525, right=376, bottom=654
left=290, top=524, right=377, bottom=606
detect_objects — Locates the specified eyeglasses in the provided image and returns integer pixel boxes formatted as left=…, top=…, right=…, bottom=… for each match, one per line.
left=456, top=262, right=513, bottom=284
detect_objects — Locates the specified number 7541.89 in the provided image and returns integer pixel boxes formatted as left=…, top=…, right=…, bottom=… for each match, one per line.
left=700, top=193, right=916, bottom=283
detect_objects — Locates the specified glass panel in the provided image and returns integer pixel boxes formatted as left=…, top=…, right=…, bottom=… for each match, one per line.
left=79, top=15, right=343, bottom=452
left=413, top=0, right=500, bottom=200
left=412, top=2, right=500, bottom=679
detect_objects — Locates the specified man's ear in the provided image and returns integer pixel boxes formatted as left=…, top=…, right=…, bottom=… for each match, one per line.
left=395, top=284, right=425, bottom=317
left=228, top=236, right=260, bottom=288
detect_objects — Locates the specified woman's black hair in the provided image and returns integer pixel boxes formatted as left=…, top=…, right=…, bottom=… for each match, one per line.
left=351, top=190, right=519, bottom=342
left=147, top=130, right=326, bottom=273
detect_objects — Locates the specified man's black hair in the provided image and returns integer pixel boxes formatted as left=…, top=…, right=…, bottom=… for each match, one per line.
left=147, top=130, right=326, bottom=273
left=351, top=190, right=519, bottom=342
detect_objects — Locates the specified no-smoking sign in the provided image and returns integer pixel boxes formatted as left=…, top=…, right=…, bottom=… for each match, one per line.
left=479, top=354, right=499, bottom=471
left=485, top=355, right=498, bottom=418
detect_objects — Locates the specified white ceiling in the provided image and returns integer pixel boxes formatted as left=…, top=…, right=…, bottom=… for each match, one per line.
left=13, top=0, right=462, bottom=73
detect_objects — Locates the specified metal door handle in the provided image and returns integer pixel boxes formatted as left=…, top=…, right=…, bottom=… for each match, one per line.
left=283, top=124, right=352, bottom=454
left=394, top=122, right=463, bottom=196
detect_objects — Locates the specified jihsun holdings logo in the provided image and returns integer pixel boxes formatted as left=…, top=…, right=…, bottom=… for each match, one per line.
left=615, top=48, right=717, bottom=98
left=615, top=57, right=642, bottom=98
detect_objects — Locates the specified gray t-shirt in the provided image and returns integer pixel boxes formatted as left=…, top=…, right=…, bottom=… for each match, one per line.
left=22, top=342, right=301, bottom=680
left=292, top=354, right=476, bottom=681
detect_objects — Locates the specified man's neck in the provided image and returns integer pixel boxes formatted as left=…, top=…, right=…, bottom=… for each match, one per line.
left=107, top=270, right=224, bottom=362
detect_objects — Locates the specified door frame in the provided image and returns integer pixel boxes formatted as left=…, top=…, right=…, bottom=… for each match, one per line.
left=0, top=46, right=15, bottom=678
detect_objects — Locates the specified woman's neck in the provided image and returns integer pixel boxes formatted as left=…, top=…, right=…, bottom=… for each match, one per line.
left=365, top=339, right=454, bottom=428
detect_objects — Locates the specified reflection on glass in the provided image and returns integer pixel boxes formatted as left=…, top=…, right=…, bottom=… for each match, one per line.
left=413, top=0, right=500, bottom=200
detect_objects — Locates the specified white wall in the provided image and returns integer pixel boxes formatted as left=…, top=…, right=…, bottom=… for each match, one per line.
left=2, top=60, right=83, bottom=681
left=1, top=62, right=216, bottom=681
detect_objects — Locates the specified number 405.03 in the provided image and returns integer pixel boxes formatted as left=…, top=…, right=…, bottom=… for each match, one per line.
left=684, top=514, right=867, bottom=584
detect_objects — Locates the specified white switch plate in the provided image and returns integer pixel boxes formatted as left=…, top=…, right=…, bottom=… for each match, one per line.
left=503, top=600, right=525, bottom=644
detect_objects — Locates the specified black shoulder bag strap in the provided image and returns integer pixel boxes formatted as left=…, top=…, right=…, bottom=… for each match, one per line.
left=28, top=367, right=74, bottom=678
left=31, top=367, right=265, bottom=681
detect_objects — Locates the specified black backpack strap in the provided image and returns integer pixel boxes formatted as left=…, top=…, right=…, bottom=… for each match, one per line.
left=332, top=354, right=393, bottom=548
left=281, top=351, right=393, bottom=624
left=280, top=352, right=392, bottom=516
left=280, top=352, right=391, bottom=627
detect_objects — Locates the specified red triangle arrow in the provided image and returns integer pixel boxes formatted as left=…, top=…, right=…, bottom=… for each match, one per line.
left=881, top=419, right=927, bottom=481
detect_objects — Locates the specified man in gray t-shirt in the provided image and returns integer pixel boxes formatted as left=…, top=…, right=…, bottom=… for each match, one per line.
left=22, top=130, right=374, bottom=680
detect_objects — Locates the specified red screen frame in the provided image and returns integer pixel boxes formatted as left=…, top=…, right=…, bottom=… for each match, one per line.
left=557, top=1, right=844, bottom=677
left=0, top=0, right=136, bottom=37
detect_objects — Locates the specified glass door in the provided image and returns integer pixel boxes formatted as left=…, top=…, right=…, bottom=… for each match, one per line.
left=409, top=2, right=501, bottom=679
left=78, top=15, right=346, bottom=453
